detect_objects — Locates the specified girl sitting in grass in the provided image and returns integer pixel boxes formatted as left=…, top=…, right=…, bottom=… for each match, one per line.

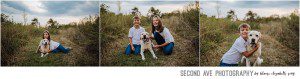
left=37, top=30, right=71, bottom=54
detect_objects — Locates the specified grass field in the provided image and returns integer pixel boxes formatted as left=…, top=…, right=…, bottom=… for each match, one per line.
left=100, top=2, right=199, bottom=66
left=200, top=13, right=299, bottom=66
left=1, top=14, right=99, bottom=66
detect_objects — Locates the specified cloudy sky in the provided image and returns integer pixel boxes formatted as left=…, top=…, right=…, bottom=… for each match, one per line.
left=201, top=0, right=299, bottom=20
left=100, top=1, right=195, bottom=16
left=1, top=1, right=99, bottom=26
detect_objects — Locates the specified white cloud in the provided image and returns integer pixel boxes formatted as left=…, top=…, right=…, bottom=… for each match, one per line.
left=1, top=3, right=23, bottom=14
left=201, top=1, right=298, bottom=20
left=22, top=1, right=47, bottom=13
left=103, top=1, right=190, bottom=16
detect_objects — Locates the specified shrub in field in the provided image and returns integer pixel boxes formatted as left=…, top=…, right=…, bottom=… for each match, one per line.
left=1, top=14, right=44, bottom=65
left=279, top=13, right=299, bottom=51
left=200, top=16, right=225, bottom=54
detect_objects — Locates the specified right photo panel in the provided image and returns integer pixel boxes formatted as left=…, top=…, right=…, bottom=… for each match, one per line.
left=200, top=1, right=299, bottom=66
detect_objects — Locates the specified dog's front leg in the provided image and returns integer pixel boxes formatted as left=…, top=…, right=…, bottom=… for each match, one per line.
left=254, top=43, right=263, bottom=66
left=41, top=53, right=44, bottom=57
left=253, top=58, right=259, bottom=66
left=149, top=47, right=157, bottom=59
left=140, top=48, right=145, bottom=60
left=44, top=53, right=49, bottom=57
left=246, top=58, right=251, bottom=67
left=241, top=56, right=246, bottom=64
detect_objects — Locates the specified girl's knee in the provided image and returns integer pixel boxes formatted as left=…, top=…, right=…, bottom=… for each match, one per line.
left=52, top=50, right=59, bottom=53
left=163, top=49, right=172, bottom=55
left=134, top=48, right=140, bottom=55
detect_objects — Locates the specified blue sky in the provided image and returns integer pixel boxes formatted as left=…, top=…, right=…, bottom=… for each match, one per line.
left=1, top=1, right=99, bottom=26
left=100, top=1, right=195, bottom=16
left=201, top=1, right=299, bottom=19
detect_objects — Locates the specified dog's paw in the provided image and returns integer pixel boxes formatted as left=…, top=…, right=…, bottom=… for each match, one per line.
left=142, top=58, right=145, bottom=60
left=153, top=56, right=158, bottom=59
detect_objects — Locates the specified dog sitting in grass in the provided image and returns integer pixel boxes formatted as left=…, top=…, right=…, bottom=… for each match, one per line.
left=39, top=39, right=50, bottom=57
left=140, top=32, right=157, bottom=60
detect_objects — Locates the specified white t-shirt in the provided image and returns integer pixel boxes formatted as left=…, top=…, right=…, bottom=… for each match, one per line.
left=128, top=26, right=145, bottom=45
left=39, top=39, right=60, bottom=50
left=152, top=27, right=175, bottom=43
left=221, top=36, right=248, bottom=64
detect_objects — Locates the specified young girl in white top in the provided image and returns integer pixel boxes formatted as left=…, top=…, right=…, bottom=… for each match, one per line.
left=151, top=15, right=174, bottom=55
left=38, top=30, right=70, bottom=54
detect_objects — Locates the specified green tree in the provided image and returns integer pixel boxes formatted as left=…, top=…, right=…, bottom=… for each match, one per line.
left=31, top=18, right=40, bottom=27
left=47, top=18, right=58, bottom=28
left=131, top=7, right=140, bottom=15
left=100, top=3, right=109, bottom=14
left=226, top=9, right=237, bottom=21
left=245, top=10, right=258, bottom=22
left=147, top=7, right=161, bottom=19
left=1, top=13, right=9, bottom=23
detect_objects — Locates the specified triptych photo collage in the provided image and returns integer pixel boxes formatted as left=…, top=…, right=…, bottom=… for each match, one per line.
left=1, top=0, right=299, bottom=67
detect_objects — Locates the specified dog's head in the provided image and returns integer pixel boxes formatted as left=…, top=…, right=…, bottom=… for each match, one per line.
left=141, top=32, right=150, bottom=42
left=248, top=30, right=261, bottom=45
left=40, top=39, right=50, bottom=53
left=42, top=39, right=50, bottom=46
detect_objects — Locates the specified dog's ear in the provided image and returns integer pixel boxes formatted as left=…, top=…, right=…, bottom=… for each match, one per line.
left=259, top=32, right=262, bottom=41
left=259, top=32, right=262, bottom=38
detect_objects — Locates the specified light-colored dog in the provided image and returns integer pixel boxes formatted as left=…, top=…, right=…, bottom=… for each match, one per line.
left=241, top=30, right=263, bottom=66
left=40, top=39, right=50, bottom=57
left=140, top=32, right=157, bottom=60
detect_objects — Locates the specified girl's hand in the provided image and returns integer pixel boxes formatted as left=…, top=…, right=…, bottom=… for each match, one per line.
left=131, top=46, right=135, bottom=51
left=153, top=45, right=160, bottom=48
left=54, top=46, right=58, bottom=49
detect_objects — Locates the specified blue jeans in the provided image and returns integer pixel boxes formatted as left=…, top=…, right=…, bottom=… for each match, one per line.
left=219, top=60, right=238, bottom=67
left=52, top=44, right=70, bottom=54
left=154, top=32, right=174, bottom=55
left=125, top=44, right=141, bottom=55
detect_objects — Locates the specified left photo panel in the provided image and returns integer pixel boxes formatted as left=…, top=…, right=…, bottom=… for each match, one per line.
left=1, top=1, right=99, bottom=66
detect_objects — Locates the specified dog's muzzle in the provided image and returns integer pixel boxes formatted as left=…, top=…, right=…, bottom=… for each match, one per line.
left=251, top=39, right=256, bottom=44
left=142, top=35, right=148, bottom=42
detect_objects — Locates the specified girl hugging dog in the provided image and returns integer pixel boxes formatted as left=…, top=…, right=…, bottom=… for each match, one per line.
left=36, top=30, right=71, bottom=57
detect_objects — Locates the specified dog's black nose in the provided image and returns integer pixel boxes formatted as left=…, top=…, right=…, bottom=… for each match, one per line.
left=251, top=39, right=255, bottom=43
left=143, top=35, right=146, bottom=39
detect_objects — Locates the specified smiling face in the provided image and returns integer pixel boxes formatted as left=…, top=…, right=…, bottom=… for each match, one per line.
left=43, top=32, right=49, bottom=39
left=248, top=31, right=261, bottom=44
left=152, top=17, right=159, bottom=27
left=240, top=27, right=249, bottom=39
left=133, top=18, right=140, bottom=27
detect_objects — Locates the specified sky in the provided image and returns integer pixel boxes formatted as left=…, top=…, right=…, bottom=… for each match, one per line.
left=201, top=0, right=299, bottom=20
left=1, top=1, right=99, bottom=26
left=100, top=1, right=195, bottom=16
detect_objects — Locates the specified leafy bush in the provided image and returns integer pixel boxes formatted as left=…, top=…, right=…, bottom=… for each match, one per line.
left=1, top=14, right=44, bottom=65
